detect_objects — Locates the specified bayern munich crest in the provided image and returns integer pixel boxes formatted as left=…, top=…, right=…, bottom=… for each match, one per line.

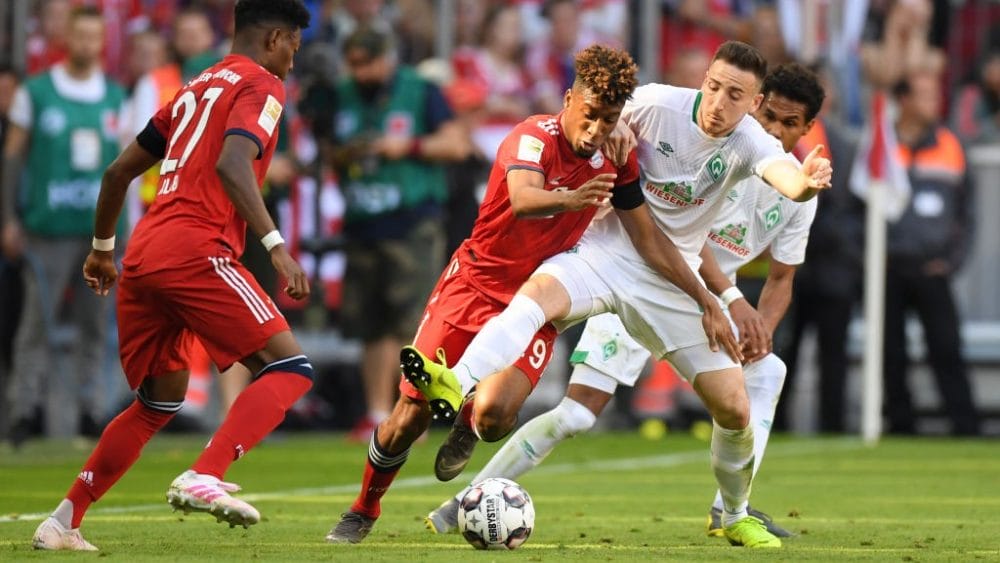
left=589, top=150, right=604, bottom=169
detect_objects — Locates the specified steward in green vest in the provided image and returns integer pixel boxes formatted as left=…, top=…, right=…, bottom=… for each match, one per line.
left=325, top=26, right=471, bottom=433
left=18, top=69, right=125, bottom=236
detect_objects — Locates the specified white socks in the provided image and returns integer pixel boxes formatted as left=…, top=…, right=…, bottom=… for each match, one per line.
left=711, top=355, right=786, bottom=511
left=711, top=422, right=755, bottom=527
left=52, top=499, right=74, bottom=529
left=452, top=398, right=596, bottom=502
left=452, top=294, right=547, bottom=395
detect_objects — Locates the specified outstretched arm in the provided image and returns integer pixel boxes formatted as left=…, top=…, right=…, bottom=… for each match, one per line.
left=762, top=145, right=832, bottom=202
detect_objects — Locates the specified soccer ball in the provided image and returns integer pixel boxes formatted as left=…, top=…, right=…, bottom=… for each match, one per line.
left=457, top=477, right=535, bottom=550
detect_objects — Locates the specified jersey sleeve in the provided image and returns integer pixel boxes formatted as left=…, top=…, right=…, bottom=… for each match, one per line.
left=224, top=76, right=286, bottom=159
left=136, top=100, right=173, bottom=158
left=769, top=198, right=818, bottom=266
left=495, top=119, right=554, bottom=176
left=610, top=149, right=643, bottom=210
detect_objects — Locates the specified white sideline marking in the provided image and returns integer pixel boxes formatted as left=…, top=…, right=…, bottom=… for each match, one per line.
left=0, top=438, right=861, bottom=524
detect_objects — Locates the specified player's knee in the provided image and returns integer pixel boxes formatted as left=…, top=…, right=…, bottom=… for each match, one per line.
left=380, top=398, right=431, bottom=449
left=256, top=355, right=314, bottom=404
left=136, top=387, right=184, bottom=415
left=474, top=400, right=518, bottom=442
left=713, top=397, right=750, bottom=429
left=553, top=397, right=597, bottom=438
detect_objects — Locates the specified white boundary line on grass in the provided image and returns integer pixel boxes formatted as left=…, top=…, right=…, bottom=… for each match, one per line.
left=0, top=437, right=862, bottom=524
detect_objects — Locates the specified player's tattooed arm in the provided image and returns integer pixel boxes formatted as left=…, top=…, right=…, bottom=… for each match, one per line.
left=507, top=170, right=616, bottom=218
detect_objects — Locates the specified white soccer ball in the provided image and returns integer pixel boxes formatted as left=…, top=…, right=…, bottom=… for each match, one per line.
left=457, top=477, right=535, bottom=550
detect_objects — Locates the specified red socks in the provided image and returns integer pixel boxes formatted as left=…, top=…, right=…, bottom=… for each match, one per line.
left=192, top=372, right=311, bottom=478
left=349, top=430, right=410, bottom=519
left=66, top=400, right=175, bottom=527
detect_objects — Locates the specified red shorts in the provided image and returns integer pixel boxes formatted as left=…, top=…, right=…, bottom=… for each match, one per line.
left=117, top=255, right=289, bottom=389
left=399, top=257, right=557, bottom=401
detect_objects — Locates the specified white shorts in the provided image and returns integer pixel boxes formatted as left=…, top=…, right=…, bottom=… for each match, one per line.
left=537, top=231, right=739, bottom=382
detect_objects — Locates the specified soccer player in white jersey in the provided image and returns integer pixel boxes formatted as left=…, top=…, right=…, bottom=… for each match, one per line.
left=404, top=41, right=832, bottom=548
left=424, top=62, right=826, bottom=541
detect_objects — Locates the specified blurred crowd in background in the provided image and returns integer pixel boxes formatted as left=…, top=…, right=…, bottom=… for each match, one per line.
left=1, top=0, right=999, bottom=449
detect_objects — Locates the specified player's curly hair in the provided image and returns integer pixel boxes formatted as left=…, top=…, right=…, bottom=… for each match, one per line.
left=235, top=0, right=310, bottom=32
left=762, top=63, right=826, bottom=122
left=573, top=45, right=639, bottom=107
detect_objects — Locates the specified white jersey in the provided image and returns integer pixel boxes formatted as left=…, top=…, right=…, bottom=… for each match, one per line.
left=591, top=83, right=796, bottom=271
left=708, top=177, right=818, bottom=281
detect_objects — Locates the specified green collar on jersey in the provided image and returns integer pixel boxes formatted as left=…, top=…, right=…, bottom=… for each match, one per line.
left=692, top=91, right=702, bottom=125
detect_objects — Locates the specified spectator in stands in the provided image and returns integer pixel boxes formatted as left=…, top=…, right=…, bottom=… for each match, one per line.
left=1, top=7, right=125, bottom=447
left=660, top=0, right=755, bottom=80
left=452, top=4, right=532, bottom=160
left=860, top=0, right=947, bottom=90
left=777, top=64, right=864, bottom=433
left=951, top=46, right=1000, bottom=144
left=327, top=27, right=470, bottom=442
left=26, top=0, right=71, bottom=75
left=881, top=71, right=981, bottom=436
left=526, top=0, right=586, bottom=115
left=664, top=47, right=711, bottom=88
left=122, top=30, right=167, bottom=92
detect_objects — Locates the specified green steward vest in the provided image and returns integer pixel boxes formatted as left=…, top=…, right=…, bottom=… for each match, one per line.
left=335, top=67, right=446, bottom=221
left=21, top=71, right=125, bottom=236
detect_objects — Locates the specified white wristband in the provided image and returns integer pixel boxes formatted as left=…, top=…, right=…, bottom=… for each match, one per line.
left=261, top=229, right=285, bottom=252
left=92, top=236, right=115, bottom=252
left=720, top=286, right=744, bottom=307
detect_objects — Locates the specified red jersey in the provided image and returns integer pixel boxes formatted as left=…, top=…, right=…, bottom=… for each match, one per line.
left=460, top=113, right=639, bottom=302
left=125, top=54, right=285, bottom=273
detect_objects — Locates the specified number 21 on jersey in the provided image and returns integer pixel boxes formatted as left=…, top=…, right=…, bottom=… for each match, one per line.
left=157, top=86, right=224, bottom=195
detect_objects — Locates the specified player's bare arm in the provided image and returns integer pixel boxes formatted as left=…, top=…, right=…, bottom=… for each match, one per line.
left=82, top=141, right=162, bottom=296
left=615, top=204, right=742, bottom=362
left=697, top=244, right=768, bottom=362
left=507, top=169, right=616, bottom=218
left=756, top=257, right=796, bottom=337
left=761, top=144, right=832, bottom=202
left=216, top=134, right=309, bottom=300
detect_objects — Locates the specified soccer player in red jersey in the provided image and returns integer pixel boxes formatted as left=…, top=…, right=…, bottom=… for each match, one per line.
left=327, top=44, right=732, bottom=544
left=31, top=0, right=312, bottom=552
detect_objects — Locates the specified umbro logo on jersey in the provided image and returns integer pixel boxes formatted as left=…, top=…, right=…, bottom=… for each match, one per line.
left=657, top=141, right=674, bottom=156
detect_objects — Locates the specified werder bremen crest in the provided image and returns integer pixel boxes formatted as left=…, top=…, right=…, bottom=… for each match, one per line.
left=763, top=203, right=783, bottom=231
left=717, top=223, right=747, bottom=245
left=707, top=153, right=727, bottom=181
left=601, top=340, right=618, bottom=361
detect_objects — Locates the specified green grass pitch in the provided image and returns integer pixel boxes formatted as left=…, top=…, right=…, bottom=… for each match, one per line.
left=1, top=431, right=998, bottom=561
